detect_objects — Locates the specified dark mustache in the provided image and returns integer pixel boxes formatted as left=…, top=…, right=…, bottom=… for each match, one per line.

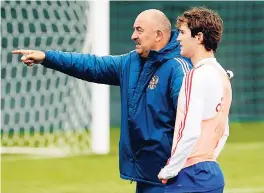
left=134, top=40, right=140, bottom=45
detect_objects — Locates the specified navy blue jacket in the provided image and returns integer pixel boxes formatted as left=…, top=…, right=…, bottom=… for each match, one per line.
left=42, top=30, right=192, bottom=185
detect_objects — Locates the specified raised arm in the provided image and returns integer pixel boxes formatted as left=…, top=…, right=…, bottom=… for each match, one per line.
left=12, top=49, right=125, bottom=86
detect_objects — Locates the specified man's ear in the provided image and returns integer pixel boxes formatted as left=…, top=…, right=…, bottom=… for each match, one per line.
left=156, top=30, right=163, bottom=42
left=196, top=32, right=204, bottom=44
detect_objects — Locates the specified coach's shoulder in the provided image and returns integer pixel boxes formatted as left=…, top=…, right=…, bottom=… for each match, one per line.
left=174, top=56, right=192, bottom=68
left=168, top=57, right=193, bottom=75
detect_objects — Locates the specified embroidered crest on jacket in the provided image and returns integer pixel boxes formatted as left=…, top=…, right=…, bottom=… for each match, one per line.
left=148, top=75, right=159, bottom=89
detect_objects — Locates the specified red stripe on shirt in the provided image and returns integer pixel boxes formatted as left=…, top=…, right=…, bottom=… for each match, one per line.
left=167, top=66, right=200, bottom=164
left=166, top=65, right=204, bottom=165
left=176, top=70, right=194, bottom=145
left=166, top=69, right=194, bottom=164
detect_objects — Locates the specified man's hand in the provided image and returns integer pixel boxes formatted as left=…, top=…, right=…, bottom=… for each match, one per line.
left=158, top=170, right=168, bottom=184
left=12, top=50, right=46, bottom=67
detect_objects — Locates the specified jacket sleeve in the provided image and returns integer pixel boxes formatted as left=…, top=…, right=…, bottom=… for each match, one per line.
left=170, top=58, right=192, bottom=109
left=41, top=50, right=125, bottom=86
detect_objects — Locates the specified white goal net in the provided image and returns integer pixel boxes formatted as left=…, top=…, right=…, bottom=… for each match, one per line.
left=1, top=1, right=109, bottom=156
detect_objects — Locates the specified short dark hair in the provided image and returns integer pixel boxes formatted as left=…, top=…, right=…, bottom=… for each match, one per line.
left=176, top=7, right=223, bottom=52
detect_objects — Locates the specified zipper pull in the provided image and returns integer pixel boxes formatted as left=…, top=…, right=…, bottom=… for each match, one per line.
left=130, top=178, right=134, bottom=184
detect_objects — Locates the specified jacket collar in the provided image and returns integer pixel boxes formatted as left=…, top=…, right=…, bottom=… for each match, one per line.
left=146, top=29, right=181, bottom=63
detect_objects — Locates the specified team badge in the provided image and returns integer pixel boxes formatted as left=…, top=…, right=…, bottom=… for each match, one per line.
left=148, top=75, right=159, bottom=89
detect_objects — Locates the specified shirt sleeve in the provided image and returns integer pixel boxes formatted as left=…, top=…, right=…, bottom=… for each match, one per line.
left=159, top=68, right=205, bottom=180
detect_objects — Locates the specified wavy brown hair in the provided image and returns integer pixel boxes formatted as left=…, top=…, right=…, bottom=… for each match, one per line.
left=176, top=7, right=223, bottom=52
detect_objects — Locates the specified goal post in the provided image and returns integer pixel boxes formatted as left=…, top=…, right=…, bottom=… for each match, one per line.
left=1, top=0, right=110, bottom=156
left=89, top=1, right=110, bottom=154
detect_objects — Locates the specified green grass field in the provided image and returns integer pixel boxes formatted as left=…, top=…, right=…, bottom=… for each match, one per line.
left=1, top=122, right=264, bottom=193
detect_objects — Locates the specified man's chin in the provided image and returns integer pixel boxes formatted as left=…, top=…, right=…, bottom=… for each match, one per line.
left=180, top=50, right=187, bottom=57
left=135, top=48, right=143, bottom=55
left=140, top=53, right=148, bottom=58
left=135, top=48, right=148, bottom=58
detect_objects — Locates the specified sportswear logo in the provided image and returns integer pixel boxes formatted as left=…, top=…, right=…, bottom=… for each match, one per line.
left=148, top=75, right=159, bottom=89
left=216, top=97, right=224, bottom=112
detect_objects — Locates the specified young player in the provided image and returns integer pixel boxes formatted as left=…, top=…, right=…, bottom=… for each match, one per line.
left=158, top=7, right=233, bottom=193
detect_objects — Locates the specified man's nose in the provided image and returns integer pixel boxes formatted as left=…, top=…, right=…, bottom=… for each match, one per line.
left=131, top=32, right=138, bottom=40
left=177, top=34, right=182, bottom=42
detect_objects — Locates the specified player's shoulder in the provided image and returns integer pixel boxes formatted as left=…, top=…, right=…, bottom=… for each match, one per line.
left=193, top=64, right=215, bottom=74
left=188, top=64, right=217, bottom=85
left=193, top=59, right=221, bottom=76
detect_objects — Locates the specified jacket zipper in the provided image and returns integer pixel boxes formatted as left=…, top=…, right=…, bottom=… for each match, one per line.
left=126, top=63, right=134, bottom=159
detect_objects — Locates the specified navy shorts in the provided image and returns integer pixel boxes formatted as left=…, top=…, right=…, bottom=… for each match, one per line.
left=165, top=186, right=224, bottom=193
left=165, top=162, right=225, bottom=193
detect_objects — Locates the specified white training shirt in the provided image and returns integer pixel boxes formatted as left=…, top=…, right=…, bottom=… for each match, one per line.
left=159, top=58, right=233, bottom=180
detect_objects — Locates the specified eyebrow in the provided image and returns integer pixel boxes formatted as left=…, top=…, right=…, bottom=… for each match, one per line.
left=134, top=26, right=144, bottom=31
left=179, top=29, right=185, bottom=33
